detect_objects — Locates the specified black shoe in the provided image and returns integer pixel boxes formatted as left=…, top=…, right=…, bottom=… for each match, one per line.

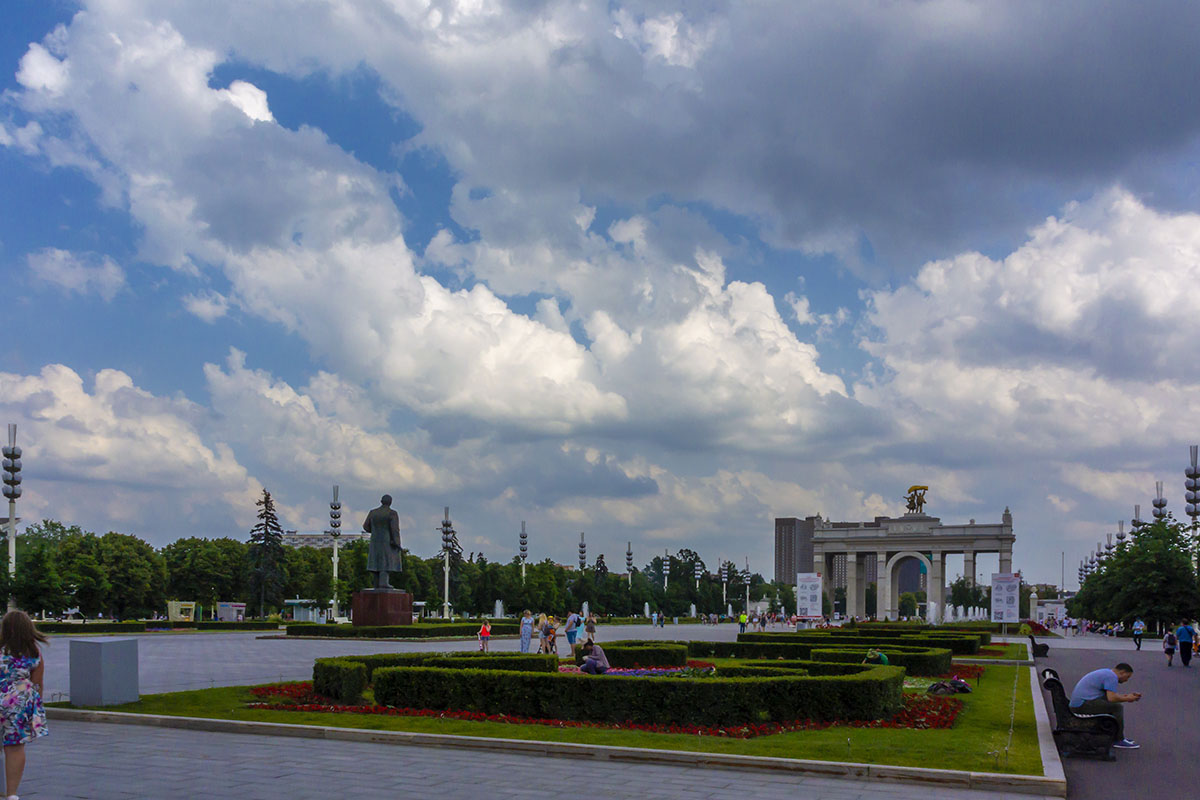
left=1114, top=739, right=1140, bottom=749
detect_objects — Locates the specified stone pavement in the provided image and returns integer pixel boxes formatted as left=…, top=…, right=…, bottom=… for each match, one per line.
left=43, top=623, right=744, bottom=700
left=1034, top=633, right=1188, bottom=799
left=18, top=719, right=1039, bottom=800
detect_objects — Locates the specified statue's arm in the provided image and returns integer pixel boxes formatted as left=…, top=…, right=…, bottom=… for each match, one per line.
left=363, top=514, right=371, bottom=533
left=390, top=511, right=401, bottom=548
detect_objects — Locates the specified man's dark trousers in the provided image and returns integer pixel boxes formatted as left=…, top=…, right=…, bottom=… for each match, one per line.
left=1182, top=642, right=1193, bottom=666
left=1133, top=634, right=1142, bottom=650
left=1072, top=699, right=1124, bottom=740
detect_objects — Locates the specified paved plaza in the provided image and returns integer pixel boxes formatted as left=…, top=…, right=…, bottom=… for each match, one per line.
left=24, top=626, right=1175, bottom=799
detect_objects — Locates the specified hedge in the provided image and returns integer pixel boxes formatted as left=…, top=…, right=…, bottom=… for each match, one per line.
left=36, top=622, right=146, bottom=634
left=313, top=659, right=368, bottom=703
left=572, top=642, right=687, bottom=668
left=687, top=641, right=816, bottom=660
left=807, top=646, right=953, bottom=676
left=287, top=622, right=520, bottom=638
left=737, top=631, right=983, bottom=655
left=195, top=621, right=281, bottom=630
left=372, top=662, right=903, bottom=726
left=313, top=652, right=558, bottom=684
left=851, top=623, right=994, bottom=645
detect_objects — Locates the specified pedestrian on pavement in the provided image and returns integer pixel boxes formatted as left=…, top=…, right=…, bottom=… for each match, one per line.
left=1176, top=622, right=1195, bottom=667
left=564, top=611, right=580, bottom=650
left=1164, top=627, right=1177, bottom=666
left=1132, top=618, right=1145, bottom=650
left=650, top=610, right=658, bottom=627
left=536, top=613, right=548, bottom=654
left=0, top=610, right=49, bottom=800
left=519, top=610, right=533, bottom=654
left=738, top=611, right=748, bottom=633
left=477, top=619, right=491, bottom=652
left=1067, top=662, right=1141, bottom=750
left=584, top=613, right=597, bottom=643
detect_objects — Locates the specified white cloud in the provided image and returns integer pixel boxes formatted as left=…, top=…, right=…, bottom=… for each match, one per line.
left=16, top=42, right=69, bottom=96
left=182, top=290, right=229, bottom=322
left=27, top=248, right=126, bottom=301
left=218, top=80, right=273, bottom=122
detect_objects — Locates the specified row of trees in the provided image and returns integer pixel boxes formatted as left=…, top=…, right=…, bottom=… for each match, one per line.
left=1069, top=515, right=1200, bottom=628
left=3, top=491, right=795, bottom=619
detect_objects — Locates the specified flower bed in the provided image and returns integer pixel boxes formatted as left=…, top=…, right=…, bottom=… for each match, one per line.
left=248, top=681, right=962, bottom=735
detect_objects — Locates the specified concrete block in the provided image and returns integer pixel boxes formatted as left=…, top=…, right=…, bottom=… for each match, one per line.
left=69, top=638, right=139, bottom=706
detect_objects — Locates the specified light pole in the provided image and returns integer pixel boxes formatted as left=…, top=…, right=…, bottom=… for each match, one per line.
left=1185, top=446, right=1199, bottom=558
left=1153, top=481, right=1167, bottom=521
left=579, top=532, right=587, bottom=571
left=694, top=560, right=702, bottom=590
left=2, top=425, right=21, bottom=612
left=625, top=542, right=633, bottom=588
left=439, top=507, right=459, bottom=619
left=519, top=521, right=528, bottom=584
left=720, top=560, right=727, bottom=607
left=743, top=561, right=751, bottom=613
left=663, top=548, right=669, bottom=591
left=328, top=485, right=342, bottom=620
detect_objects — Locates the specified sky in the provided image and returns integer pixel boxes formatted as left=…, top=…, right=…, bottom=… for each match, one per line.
left=4, top=0, right=1200, bottom=589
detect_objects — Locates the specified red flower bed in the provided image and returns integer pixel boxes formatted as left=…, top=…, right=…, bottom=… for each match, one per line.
left=938, top=664, right=985, bottom=681
left=247, top=682, right=963, bottom=737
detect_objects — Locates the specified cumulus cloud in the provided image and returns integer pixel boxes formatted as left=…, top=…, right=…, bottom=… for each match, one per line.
left=182, top=290, right=229, bottom=322
left=27, top=248, right=125, bottom=301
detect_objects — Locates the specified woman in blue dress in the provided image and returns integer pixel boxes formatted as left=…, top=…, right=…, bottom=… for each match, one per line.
left=0, top=610, right=48, bottom=800
left=519, top=609, right=534, bottom=653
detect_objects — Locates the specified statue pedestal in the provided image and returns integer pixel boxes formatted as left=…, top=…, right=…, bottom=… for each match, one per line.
left=351, top=589, right=413, bottom=626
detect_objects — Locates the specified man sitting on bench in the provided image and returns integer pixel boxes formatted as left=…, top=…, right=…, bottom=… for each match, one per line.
left=1068, top=662, right=1142, bottom=749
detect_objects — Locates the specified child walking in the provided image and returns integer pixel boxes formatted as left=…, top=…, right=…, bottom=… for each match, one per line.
left=0, top=610, right=48, bottom=800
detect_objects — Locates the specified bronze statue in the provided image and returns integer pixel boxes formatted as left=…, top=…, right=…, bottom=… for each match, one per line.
left=905, top=485, right=928, bottom=514
left=363, top=494, right=402, bottom=589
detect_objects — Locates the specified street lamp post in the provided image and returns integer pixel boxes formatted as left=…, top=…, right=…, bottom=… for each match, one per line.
left=719, top=560, right=727, bottom=607
left=579, top=533, right=587, bottom=571
left=663, top=549, right=669, bottom=591
left=1185, top=446, right=1199, bottom=560
left=439, top=507, right=459, bottom=619
left=519, top=521, right=528, bottom=584
left=328, top=485, right=342, bottom=620
left=625, top=542, right=633, bottom=588
left=1153, top=481, right=1167, bottom=521
left=743, top=562, right=751, bottom=613
left=694, top=560, right=702, bottom=590
left=2, top=425, right=21, bottom=612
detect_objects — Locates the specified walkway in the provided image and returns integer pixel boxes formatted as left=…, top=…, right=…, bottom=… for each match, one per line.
left=19, top=720, right=1037, bottom=800
left=1035, top=634, right=1186, bottom=799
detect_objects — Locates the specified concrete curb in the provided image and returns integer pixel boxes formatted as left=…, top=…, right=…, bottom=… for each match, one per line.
left=1029, top=663, right=1067, bottom=793
left=957, top=658, right=1036, bottom=667
left=257, top=634, right=520, bottom=642
left=47, top=707, right=1066, bottom=797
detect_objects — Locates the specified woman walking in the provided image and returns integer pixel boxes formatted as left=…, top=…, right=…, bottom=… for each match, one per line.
left=0, top=610, right=48, bottom=800
left=535, top=613, right=548, bottom=654
left=519, top=610, right=534, bottom=654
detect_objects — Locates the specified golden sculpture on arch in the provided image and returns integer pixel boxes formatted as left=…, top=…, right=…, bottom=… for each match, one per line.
left=905, top=485, right=928, bottom=514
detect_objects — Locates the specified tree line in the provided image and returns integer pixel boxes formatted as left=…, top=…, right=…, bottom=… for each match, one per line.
left=3, top=492, right=793, bottom=619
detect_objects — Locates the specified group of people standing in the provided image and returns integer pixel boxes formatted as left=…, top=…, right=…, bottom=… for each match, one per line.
left=515, top=609, right=599, bottom=657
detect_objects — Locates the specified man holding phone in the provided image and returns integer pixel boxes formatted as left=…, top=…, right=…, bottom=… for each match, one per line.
left=1068, top=663, right=1142, bottom=749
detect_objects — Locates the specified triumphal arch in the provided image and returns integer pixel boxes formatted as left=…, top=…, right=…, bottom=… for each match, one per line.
left=777, top=487, right=1015, bottom=621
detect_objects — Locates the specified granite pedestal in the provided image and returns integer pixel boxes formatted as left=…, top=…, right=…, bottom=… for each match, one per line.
left=351, top=589, right=413, bottom=626
left=69, top=638, right=139, bottom=706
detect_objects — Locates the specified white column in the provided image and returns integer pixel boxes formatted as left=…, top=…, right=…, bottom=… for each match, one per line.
left=999, top=544, right=1013, bottom=575
left=845, top=553, right=858, bottom=619
left=928, top=551, right=944, bottom=623
left=963, top=549, right=976, bottom=586
left=876, top=552, right=889, bottom=621
left=854, top=553, right=867, bottom=619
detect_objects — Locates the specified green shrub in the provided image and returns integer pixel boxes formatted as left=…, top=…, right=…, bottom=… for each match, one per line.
left=195, top=621, right=281, bottom=630
left=36, top=621, right=147, bottom=634
left=686, top=641, right=815, bottom=659
left=372, top=662, right=902, bottom=726
left=145, top=620, right=196, bottom=629
left=313, top=652, right=557, bottom=684
left=737, top=631, right=983, bottom=655
left=312, top=659, right=368, bottom=704
left=575, top=642, right=687, bottom=668
left=807, top=646, right=952, bottom=676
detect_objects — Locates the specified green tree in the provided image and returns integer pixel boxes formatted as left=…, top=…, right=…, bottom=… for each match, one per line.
left=247, top=489, right=287, bottom=617
left=14, top=540, right=67, bottom=615
left=898, top=592, right=918, bottom=618
left=97, top=532, right=167, bottom=619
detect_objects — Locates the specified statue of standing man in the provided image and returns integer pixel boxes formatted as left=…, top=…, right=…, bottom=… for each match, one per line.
left=363, top=494, right=402, bottom=589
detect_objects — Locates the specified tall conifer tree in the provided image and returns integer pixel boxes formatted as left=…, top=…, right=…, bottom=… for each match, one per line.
left=248, top=489, right=286, bottom=617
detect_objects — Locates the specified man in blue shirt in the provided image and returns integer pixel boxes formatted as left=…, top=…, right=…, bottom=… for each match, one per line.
left=1176, top=622, right=1195, bottom=667
left=1068, top=663, right=1141, bottom=749
left=1132, top=619, right=1145, bottom=650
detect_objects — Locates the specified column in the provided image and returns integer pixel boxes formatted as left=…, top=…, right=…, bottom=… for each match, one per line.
left=963, top=549, right=976, bottom=586
left=845, top=552, right=858, bottom=619
left=876, top=552, right=889, bottom=621
left=928, top=551, right=944, bottom=623
left=999, top=543, right=1012, bottom=575
left=854, top=553, right=867, bottom=620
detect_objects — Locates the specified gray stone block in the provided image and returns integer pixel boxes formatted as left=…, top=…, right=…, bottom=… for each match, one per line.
left=69, top=638, right=139, bottom=706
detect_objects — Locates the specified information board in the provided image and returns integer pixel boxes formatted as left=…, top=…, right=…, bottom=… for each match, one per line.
left=795, top=572, right=824, bottom=620
left=990, top=572, right=1021, bottom=623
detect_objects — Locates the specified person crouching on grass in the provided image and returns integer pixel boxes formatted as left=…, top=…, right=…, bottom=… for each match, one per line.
left=1067, top=662, right=1142, bottom=750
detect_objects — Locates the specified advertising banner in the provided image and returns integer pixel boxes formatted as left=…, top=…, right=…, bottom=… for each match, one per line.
left=991, top=572, right=1021, bottom=623
left=796, top=572, right=824, bottom=620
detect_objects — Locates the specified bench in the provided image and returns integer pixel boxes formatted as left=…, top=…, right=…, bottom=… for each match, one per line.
left=1028, top=634, right=1049, bottom=658
left=1041, top=668, right=1119, bottom=760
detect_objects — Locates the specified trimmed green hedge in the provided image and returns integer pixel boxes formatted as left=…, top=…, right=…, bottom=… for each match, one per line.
left=687, top=641, right=816, bottom=660
left=313, top=659, right=368, bottom=703
left=195, top=621, right=280, bottom=630
left=851, top=623, right=994, bottom=645
left=737, top=631, right=983, bottom=655
left=313, top=652, right=558, bottom=684
left=287, top=622, right=520, bottom=638
left=807, top=646, right=952, bottom=676
left=372, top=661, right=903, bottom=726
left=573, top=642, right=687, bottom=668
left=36, top=622, right=146, bottom=633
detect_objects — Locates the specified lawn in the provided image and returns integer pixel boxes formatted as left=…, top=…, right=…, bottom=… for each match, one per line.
left=67, top=663, right=1042, bottom=775
left=967, top=642, right=1029, bottom=660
